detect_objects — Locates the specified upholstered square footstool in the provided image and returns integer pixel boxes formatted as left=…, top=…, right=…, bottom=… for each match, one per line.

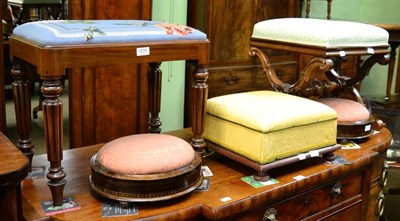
left=249, top=18, right=390, bottom=141
left=203, top=91, right=340, bottom=181
left=249, top=18, right=389, bottom=97
left=251, top=18, right=389, bottom=49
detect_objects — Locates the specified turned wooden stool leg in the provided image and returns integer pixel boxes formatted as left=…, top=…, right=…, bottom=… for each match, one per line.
left=148, top=62, right=162, bottom=133
left=11, top=59, right=34, bottom=171
left=305, top=0, right=333, bottom=20
left=327, top=0, right=333, bottom=20
left=41, top=79, right=66, bottom=206
left=305, top=0, right=311, bottom=18
left=385, top=42, right=399, bottom=99
left=190, top=63, right=208, bottom=153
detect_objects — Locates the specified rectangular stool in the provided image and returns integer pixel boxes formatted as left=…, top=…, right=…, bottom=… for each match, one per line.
left=249, top=18, right=390, bottom=100
left=249, top=18, right=391, bottom=140
left=9, top=20, right=209, bottom=206
left=204, top=90, right=340, bottom=181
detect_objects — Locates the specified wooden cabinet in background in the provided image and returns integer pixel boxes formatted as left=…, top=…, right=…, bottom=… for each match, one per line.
left=67, top=0, right=152, bottom=148
left=184, top=0, right=301, bottom=127
left=1, top=0, right=6, bottom=132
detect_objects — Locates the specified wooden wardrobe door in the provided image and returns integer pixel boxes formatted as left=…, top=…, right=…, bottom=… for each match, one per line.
left=68, top=0, right=152, bottom=148
left=185, top=0, right=301, bottom=126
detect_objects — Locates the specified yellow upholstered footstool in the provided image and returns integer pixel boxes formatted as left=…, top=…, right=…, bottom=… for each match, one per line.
left=204, top=91, right=340, bottom=180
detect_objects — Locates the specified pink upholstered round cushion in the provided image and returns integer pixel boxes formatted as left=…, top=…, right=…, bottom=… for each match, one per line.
left=97, top=134, right=195, bottom=174
left=317, top=98, right=370, bottom=123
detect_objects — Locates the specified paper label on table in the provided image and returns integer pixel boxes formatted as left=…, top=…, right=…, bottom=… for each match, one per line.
left=136, top=47, right=150, bottom=56
left=339, top=140, right=361, bottom=149
left=102, top=201, right=138, bottom=217
left=293, top=175, right=306, bottom=181
left=41, top=196, right=81, bottom=216
left=367, top=47, right=375, bottom=54
left=323, top=155, right=350, bottom=165
left=195, top=179, right=211, bottom=191
left=241, top=176, right=279, bottom=188
left=339, top=50, right=346, bottom=57
left=26, top=166, right=46, bottom=179
left=220, top=197, right=232, bottom=202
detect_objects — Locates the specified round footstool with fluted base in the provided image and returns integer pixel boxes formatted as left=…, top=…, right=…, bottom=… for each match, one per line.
left=89, top=134, right=203, bottom=203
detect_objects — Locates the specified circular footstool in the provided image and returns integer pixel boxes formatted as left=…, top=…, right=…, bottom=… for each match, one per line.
left=318, top=98, right=373, bottom=139
left=89, top=133, right=203, bottom=203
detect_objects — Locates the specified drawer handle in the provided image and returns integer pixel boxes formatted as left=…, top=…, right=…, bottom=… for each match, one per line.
left=263, top=208, right=278, bottom=221
left=377, top=190, right=385, bottom=217
left=224, top=70, right=238, bottom=85
left=381, top=160, right=389, bottom=188
left=224, top=76, right=238, bottom=85
left=331, top=182, right=342, bottom=198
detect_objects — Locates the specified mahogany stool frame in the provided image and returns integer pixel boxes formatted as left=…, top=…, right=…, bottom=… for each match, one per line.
left=9, top=32, right=209, bottom=206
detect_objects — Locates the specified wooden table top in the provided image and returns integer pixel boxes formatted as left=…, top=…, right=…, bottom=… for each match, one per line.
left=0, top=132, right=29, bottom=188
left=21, top=128, right=392, bottom=220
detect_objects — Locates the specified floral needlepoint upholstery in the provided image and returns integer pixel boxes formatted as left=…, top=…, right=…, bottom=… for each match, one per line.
left=12, top=20, right=207, bottom=45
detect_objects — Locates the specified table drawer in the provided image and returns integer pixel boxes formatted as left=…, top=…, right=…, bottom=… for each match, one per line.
left=236, top=172, right=363, bottom=220
left=207, top=63, right=297, bottom=98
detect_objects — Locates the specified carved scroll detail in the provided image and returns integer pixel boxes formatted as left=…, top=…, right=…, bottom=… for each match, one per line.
left=250, top=47, right=338, bottom=98
left=346, top=54, right=390, bottom=87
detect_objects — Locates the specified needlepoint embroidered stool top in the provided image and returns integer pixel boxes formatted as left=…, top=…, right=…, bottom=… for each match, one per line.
left=12, top=20, right=207, bottom=45
left=203, top=91, right=338, bottom=165
left=252, top=18, right=389, bottom=48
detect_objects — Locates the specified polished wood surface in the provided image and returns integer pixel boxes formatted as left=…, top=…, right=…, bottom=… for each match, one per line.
left=0, top=132, right=29, bottom=221
left=67, top=0, right=153, bottom=148
left=249, top=31, right=390, bottom=103
left=184, top=0, right=301, bottom=127
left=0, top=0, right=7, bottom=132
left=20, top=128, right=391, bottom=220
